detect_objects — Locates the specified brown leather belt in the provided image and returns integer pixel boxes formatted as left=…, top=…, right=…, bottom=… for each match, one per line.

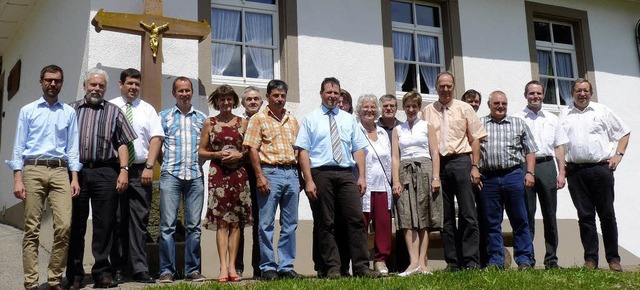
left=24, top=158, right=68, bottom=168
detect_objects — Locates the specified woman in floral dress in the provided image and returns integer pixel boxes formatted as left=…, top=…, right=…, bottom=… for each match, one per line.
left=198, top=84, right=252, bottom=282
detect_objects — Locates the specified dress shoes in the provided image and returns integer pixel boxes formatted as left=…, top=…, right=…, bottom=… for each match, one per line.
left=113, top=270, right=125, bottom=284
left=93, top=276, right=117, bottom=288
left=50, top=284, right=67, bottom=290
left=278, top=270, right=302, bottom=279
left=132, top=272, right=156, bottom=283
left=584, top=260, right=598, bottom=269
left=261, top=270, right=278, bottom=280
left=609, top=261, right=623, bottom=272
left=353, top=269, right=382, bottom=278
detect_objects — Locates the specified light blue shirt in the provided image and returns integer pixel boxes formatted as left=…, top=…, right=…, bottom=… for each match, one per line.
left=159, top=105, right=207, bottom=180
left=5, top=97, right=81, bottom=171
left=295, top=105, right=368, bottom=168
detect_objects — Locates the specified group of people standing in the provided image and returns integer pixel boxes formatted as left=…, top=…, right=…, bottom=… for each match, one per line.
left=7, top=64, right=629, bottom=290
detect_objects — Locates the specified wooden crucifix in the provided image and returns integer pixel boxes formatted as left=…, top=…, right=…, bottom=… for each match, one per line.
left=91, top=0, right=210, bottom=111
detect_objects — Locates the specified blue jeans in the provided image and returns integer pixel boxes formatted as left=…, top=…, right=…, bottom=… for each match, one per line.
left=480, top=167, right=533, bottom=267
left=257, top=165, right=300, bottom=272
left=159, top=171, right=204, bottom=276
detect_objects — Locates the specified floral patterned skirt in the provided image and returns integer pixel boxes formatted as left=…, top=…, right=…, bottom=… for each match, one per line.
left=203, top=162, right=252, bottom=230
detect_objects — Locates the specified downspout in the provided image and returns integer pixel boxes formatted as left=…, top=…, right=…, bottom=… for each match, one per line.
left=636, top=19, right=640, bottom=66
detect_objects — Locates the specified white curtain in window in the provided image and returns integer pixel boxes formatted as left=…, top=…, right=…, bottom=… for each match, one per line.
left=555, top=52, right=573, bottom=105
left=417, top=35, right=439, bottom=93
left=246, top=12, right=273, bottom=79
left=537, top=50, right=551, bottom=92
left=212, top=9, right=241, bottom=75
left=393, top=32, right=412, bottom=91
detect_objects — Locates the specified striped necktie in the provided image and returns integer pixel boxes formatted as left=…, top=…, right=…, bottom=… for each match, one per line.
left=125, top=102, right=135, bottom=166
left=328, top=110, right=343, bottom=163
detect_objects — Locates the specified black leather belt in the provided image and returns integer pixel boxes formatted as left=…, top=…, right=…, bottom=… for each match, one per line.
left=262, top=164, right=297, bottom=170
left=536, top=156, right=554, bottom=163
left=24, top=158, right=68, bottom=168
left=566, top=162, right=608, bottom=169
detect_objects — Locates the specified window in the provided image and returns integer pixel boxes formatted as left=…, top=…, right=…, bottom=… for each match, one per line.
left=534, top=20, right=577, bottom=106
left=525, top=2, right=596, bottom=108
left=211, top=0, right=279, bottom=85
left=391, top=0, right=445, bottom=96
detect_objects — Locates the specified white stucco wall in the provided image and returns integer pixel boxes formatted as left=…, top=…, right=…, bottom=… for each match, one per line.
left=294, top=0, right=388, bottom=220
left=1, top=0, right=91, bottom=216
left=459, top=0, right=640, bottom=258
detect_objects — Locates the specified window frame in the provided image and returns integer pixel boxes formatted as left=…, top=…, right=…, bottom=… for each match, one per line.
left=391, top=1, right=446, bottom=98
left=198, top=0, right=300, bottom=103
left=525, top=1, right=596, bottom=111
left=382, top=0, right=464, bottom=105
left=210, top=0, right=280, bottom=86
left=534, top=19, right=579, bottom=107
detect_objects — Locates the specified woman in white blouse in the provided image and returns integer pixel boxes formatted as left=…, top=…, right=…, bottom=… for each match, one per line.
left=355, top=94, right=393, bottom=276
left=392, top=91, right=442, bottom=276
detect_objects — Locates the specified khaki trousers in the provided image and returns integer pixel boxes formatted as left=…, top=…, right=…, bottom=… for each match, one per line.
left=21, top=164, right=72, bottom=288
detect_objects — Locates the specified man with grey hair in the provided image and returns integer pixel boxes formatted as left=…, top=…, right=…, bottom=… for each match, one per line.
left=238, top=85, right=264, bottom=277
left=241, top=86, right=264, bottom=118
left=376, top=94, right=401, bottom=142
left=66, top=68, right=138, bottom=289
left=479, top=91, right=536, bottom=270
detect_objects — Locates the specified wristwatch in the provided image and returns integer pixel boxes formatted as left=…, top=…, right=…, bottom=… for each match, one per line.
left=526, top=171, right=535, bottom=177
left=120, top=166, right=129, bottom=171
left=615, top=151, right=624, bottom=157
left=145, top=162, right=154, bottom=169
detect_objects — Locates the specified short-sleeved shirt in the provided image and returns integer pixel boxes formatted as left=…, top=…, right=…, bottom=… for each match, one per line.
left=70, top=98, right=138, bottom=163
left=243, top=107, right=299, bottom=165
left=109, top=96, right=164, bottom=164
left=559, top=102, right=630, bottom=163
left=5, top=97, right=82, bottom=171
left=422, top=99, right=487, bottom=156
left=479, top=115, right=538, bottom=171
left=295, top=105, right=368, bottom=168
left=159, top=105, right=207, bottom=180
left=514, top=107, right=569, bottom=158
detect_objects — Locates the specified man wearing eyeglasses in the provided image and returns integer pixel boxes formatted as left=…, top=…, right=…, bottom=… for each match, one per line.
left=6, top=65, right=81, bottom=290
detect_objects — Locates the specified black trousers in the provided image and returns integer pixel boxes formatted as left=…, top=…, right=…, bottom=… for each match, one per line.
left=567, top=162, right=620, bottom=264
left=236, top=164, right=260, bottom=275
left=309, top=166, right=370, bottom=275
left=525, top=158, right=559, bottom=266
left=66, top=166, right=118, bottom=281
left=440, top=154, right=479, bottom=269
left=110, top=164, right=152, bottom=275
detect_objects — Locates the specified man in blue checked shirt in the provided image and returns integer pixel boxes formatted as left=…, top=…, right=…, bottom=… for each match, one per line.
left=157, top=77, right=208, bottom=283
left=6, top=65, right=81, bottom=290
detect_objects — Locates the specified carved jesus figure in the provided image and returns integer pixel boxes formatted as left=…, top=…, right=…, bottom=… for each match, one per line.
left=141, top=21, right=169, bottom=58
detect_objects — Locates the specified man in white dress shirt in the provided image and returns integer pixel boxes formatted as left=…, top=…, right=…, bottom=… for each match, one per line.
left=559, top=78, right=630, bottom=272
left=514, top=80, right=569, bottom=269
left=109, top=68, right=164, bottom=283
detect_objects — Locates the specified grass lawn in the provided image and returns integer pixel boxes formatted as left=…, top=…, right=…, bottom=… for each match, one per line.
left=145, top=268, right=640, bottom=290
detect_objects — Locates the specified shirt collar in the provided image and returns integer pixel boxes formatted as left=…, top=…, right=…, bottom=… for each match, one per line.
left=172, top=104, right=195, bottom=115
left=321, top=105, right=339, bottom=115
left=570, top=102, right=595, bottom=113
left=486, top=115, right=511, bottom=124
left=434, top=100, right=453, bottom=111
left=37, top=96, right=64, bottom=108
left=523, top=107, right=546, bottom=117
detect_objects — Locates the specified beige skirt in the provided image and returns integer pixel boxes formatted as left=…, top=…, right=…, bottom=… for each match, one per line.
left=395, top=157, right=443, bottom=230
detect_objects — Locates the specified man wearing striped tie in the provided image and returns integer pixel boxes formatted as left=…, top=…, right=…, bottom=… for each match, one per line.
left=296, top=77, right=381, bottom=278
left=108, top=68, right=163, bottom=284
